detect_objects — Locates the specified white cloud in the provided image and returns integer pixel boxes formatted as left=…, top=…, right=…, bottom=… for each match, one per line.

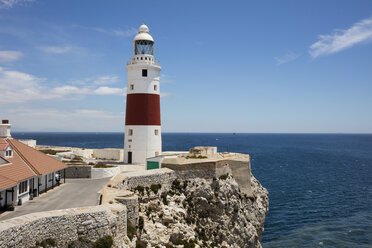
left=310, top=16, right=372, bottom=58
left=5, top=108, right=124, bottom=131
left=160, top=74, right=174, bottom=84
left=0, top=67, right=125, bottom=103
left=94, top=86, right=125, bottom=95
left=74, top=25, right=137, bottom=37
left=112, top=27, right=137, bottom=37
left=0, top=0, right=34, bottom=9
left=0, top=50, right=23, bottom=62
left=274, top=52, right=299, bottom=65
left=39, top=46, right=72, bottom=54
left=160, top=92, right=173, bottom=98
left=94, top=75, right=119, bottom=85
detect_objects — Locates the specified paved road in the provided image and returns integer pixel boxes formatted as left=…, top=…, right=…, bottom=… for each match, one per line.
left=0, top=177, right=110, bottom=221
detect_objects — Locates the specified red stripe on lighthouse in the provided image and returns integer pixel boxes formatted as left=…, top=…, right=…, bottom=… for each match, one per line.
left=125, top=94, right=161, bottom=125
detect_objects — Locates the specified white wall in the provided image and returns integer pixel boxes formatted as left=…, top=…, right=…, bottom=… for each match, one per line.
left=124, top=125, right=162, bottom=164
left=19, top=139, right=37, bottom=148
left=73, top=149, right=94, bottom=159
left=0, top=186, right=16, bottom=207
left=93, top=149, right=124, bottom=161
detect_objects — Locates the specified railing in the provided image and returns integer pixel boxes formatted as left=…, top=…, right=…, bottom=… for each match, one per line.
left=126, top=54, right=160, bottom=66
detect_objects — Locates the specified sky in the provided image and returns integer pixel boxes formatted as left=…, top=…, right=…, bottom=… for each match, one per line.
left=0, top=0, right=372, bottom=133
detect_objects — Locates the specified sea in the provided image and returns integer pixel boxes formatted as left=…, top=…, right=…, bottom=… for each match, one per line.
left=12, top=132, right=372, bottom=248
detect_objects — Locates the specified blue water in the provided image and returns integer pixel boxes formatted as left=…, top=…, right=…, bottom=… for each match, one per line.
left=12, top=132, right=372, bottom=247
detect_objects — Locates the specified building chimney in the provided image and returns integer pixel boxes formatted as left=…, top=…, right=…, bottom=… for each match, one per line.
left=0, top=120, right=11, bottom=138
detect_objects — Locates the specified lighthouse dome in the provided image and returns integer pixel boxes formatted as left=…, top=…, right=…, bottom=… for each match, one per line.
left=134, top=24, right=154, bottom=42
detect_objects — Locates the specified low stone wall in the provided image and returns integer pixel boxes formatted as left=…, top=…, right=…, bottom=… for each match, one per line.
left=118, top=168, right=176, bottom=190
left=92, top=167, right=120, bottom=179
left=115, top=195, right=139, bottom=225
left=162, top=161, right=231, bottom=180
left=0, top=204, right=127, bottom=248
left=61, top=165, right=92, bottom=178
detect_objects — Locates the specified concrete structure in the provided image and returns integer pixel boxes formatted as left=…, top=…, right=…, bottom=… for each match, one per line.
left=0, top=120, right=67, bottom=211
left=144, top=147, right=252, bottom=196
left=124, top=23, right=162, bottom=164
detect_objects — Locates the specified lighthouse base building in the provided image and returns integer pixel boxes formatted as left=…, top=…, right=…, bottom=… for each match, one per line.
left=124, top=24, right=162, bottom=164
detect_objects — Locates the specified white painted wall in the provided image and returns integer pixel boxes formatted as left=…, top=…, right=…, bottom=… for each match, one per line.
left=124, top=125, right=162, bottom=164
left=93, top=149, right=124, bottom=161
left=19, top=139, right=37, bottom=148
left=0, top=123, right=11, bottom=138
left=73, top=149, right=94, bottom=159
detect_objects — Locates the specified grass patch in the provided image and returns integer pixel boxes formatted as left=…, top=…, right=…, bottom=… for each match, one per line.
left=93, top=162, right=116, bottom=168
left=40, top=149, right=69, bottom=155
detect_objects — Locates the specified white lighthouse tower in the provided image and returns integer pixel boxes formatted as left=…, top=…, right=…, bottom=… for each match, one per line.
left=124, top=24, right=162, bottom=164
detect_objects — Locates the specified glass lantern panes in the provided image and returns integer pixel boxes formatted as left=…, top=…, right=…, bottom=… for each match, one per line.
left=135, top=40, right=154, bottom=55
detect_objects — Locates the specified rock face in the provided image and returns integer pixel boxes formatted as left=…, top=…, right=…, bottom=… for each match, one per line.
left=129, top=173, right=268, bottom=248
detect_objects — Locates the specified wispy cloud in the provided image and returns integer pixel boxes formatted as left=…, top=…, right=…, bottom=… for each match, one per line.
left=0, top=0, right=34, bottom=9
left=94, top=75, right=119, bottom=85
left=160, top=74, right=174, bottom=83
left=274, top=52, right=299, bottom=65
left=0, top=50, right=23, bottom=62
left=309, top=16, right=372, bottom=58
left=160, top=92, right=173, bottom=98
left=112, top=28, right=137, bottom=37
left=39, top=46, right=72, bottom=54
left=5, top=107, right=124, bottom=131
left=0, top=67, right=125, bottom=103
left=74, top=25, right=137, bottom=37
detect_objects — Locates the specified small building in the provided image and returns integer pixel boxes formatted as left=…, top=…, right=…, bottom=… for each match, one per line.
left=146, top=147, right=252, bottom=195
left=0, top=120, right=67, bottom=210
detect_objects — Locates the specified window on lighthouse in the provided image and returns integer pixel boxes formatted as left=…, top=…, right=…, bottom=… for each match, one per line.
left=130, top=84, right=134, bottom=90
left=129, top=129, right=133, bottom=136
left=154, top=85, right=158, bottom=91
left=155, top=129, right=159, bottom=135
left=142, top=69, right=147, bottom=77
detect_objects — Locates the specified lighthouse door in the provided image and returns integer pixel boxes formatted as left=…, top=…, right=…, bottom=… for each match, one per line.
left=128, top=152, right=132, bottom=164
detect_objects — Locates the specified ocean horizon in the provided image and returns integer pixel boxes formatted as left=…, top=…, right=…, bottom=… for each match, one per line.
left=11, top=132, right=372, bottom=247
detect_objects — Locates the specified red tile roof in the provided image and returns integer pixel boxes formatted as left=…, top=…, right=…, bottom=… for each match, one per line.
left=0, top=149, right=36, bottom=191
left=8, top=139, right=67, bottom=175
left=0, top=175, right=17, bottom=190
left=0, top=138, right=8, bottom=151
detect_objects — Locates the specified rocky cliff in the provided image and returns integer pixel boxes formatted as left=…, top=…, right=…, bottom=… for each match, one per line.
left=127, top=173, right=268, bottom=248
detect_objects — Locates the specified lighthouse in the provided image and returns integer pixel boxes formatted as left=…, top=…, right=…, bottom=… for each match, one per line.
left=124, top=24, right=162, bottom=164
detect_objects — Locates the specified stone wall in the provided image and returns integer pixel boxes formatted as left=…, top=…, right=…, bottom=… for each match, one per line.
left=0, top=204, right=127, bottom=248
left=115, top=195, right=139, bottom=225
left=61, top=165, right=92, bottom=178
left=118, top=168, right=177, bottom=190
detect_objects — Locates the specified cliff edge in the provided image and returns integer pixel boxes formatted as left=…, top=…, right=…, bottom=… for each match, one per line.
left=128, top=173, right=268, bottom=248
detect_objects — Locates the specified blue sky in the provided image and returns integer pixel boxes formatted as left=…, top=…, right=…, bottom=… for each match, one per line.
left=0, top=0, right=372, bottom=133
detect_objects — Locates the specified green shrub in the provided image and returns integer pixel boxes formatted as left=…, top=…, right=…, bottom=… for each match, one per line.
left=36, top=238, right=56, bottom=248
left=135, top=240, right=146, bottom=248
left=127, top=221, right=136, bottom=241
left=219, top=174, right=228, bottom=180
left=93, top=236, right=113, bottom=248
left=134, top=185, right=145, bottom=195
left=150, top=184, right=162, bottom=194
left=138, top=216, right=144, bottom=231
left=172, top=180, right=182, bottom=191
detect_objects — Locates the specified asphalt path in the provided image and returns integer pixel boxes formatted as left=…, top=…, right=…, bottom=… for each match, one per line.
left=0, top=177, right=110, bottom=221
